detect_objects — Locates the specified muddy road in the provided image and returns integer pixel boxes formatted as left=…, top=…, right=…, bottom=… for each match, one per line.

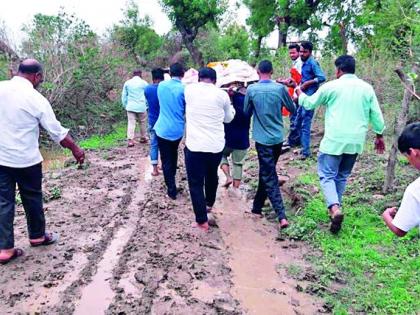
left=0, top=142, right=327, bottom=314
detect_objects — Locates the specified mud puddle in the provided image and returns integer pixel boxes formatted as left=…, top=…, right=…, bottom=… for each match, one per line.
left=215, top=170, right=325, bottom=314
left=74, top=159, right=152, bottom=314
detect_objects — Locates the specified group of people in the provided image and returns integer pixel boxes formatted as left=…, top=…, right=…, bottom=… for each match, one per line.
left=0, top=39, right=418, bottom=263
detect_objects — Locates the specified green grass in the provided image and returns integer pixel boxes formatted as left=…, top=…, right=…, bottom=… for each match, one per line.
left=79, top=123, right=127, bottom=150
left=284, top=166, right=420, bottom=314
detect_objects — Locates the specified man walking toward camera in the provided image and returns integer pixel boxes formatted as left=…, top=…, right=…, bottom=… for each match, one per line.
left=290, top=41, right=326, bottom=159
left=0, top=59, right=85, bottom=264
left=122, top=69, right=149, bottom=147
left=295, top=55, right=385, bottom=233
left=244, top=60, right=296, bottom=229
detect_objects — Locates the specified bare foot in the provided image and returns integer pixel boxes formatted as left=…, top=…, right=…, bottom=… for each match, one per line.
left=192, top=222, right=209, bottom=232
left=222, top=176, right=233, bottom=188
left=151, top=166, right=160, bottom=176
left=279, top=218, right=289, bottom=229
left=140, top=137, right=148, bottom=143
left=0, top=249, right=16, bottom=260
left=127, top=140, right=135, bottom=147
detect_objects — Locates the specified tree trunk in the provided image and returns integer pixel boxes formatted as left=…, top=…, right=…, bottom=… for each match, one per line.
left=339, top=22, right=348, bottom=54
left=255, top=35, right=263, bottom=60
left=183, top=38, right=204, bottom=67
left=276, top=16, right=289, bottom=49
left=383, top=67, right=416, bottom=193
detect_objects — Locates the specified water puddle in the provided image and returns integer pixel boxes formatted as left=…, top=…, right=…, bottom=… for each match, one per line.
left=216, top=170, right=322, bottom=315
left=74, top=158, right=152, bottom=314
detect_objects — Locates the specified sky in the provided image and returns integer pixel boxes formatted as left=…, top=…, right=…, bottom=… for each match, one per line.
left=0, top=0, right=258, bottom=47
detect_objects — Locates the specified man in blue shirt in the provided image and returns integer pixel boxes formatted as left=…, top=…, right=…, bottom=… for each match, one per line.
left=244, top=60, right=296, bottom=229
left=220, top=86, right=251, bottom=195
left=144, top=68, right=164, bottom=177
left=154, top=63, right=185, bottom=200
left=121, top=69, right=149, bottom=147
left=288, top=41, right=326, bottom=159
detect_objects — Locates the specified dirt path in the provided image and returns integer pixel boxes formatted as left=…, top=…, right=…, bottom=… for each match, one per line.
left=0, top=142, right=326, bottom=314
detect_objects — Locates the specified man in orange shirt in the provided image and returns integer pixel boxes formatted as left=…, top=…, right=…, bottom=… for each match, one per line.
left=277, top=44, right=302, bottom=150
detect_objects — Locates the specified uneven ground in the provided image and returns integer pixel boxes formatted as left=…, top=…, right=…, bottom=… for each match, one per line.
left=0, top=140, right=329, bottom=315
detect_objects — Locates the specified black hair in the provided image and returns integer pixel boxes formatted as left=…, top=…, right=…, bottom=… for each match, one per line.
left=133, top=69, right=142, bottom=76
left=18, top=62, right=42, bottom=74
left=151, top=68, right=165, bottom=81
left=288, top=44, right=300, bottom=52
left=300, top=41, right=313, bottom=52
left=258, top=60, right=273, bottom=74
left=169, top=62, right=185, bottom=77
left=398, top=122, right=420, bottom=154
left=335, top=55, right=356, bottom=74
left=198, top=67, right=217, bottom=82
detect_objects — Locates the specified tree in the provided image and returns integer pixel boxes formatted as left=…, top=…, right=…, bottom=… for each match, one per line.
left=112, top=1, right=163, bottom=66
left=160, top=0, right=226, bottom=66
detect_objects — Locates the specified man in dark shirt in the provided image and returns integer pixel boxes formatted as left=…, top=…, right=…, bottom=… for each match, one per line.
left=244, top=60, right=296, bottom=229
left=220, top=86, right=251, bottom=196
left=144, top=68, right=164, bottom=176
left=289, top=41, right=326, bottom=159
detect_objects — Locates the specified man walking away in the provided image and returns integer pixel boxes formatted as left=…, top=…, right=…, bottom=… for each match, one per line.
left=121, top=69, right=149, bottom=147
left=0, top=59, right=85, bottom=264
left=154, top=63, right=186, bottom=200
left=185, top=67, right=235, bottom=232
left=290, top=41, right=326, bottom=159
left=295, top=55, right=385, bottom=233
left=220, top=85, right=251, bottom=197
left=244, top=60, right=296, bottom=229
left=382, top=122, right=420, bottom=237
left=145, top=68, right=165, bottom=176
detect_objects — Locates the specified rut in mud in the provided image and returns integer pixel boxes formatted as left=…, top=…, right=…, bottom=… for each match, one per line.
left=0, top=141, right=328, bottom=314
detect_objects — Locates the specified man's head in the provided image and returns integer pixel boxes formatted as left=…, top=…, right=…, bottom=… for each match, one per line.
left=299, top=41, right=313, bottom=62
left=288, top=44, right=300, bottom=61
left=398, top=122, right=420, bottom=170
left=133, top=69, right=142, bottom=77
left=257, top=60, right=273, bottom=78
left=151, top=68, right=165, bottom=83
left=169, top=62, right=185, bottom=78
left=198, top=67, right=217, bottom=84
left=17, top=59, right=44, bottom=89
left=334, top=55, right=356, bottom=78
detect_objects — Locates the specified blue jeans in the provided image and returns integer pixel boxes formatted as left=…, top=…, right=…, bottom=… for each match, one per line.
left=149, top=128, right=159, bottom=165
left=289, top=106, right=314, bottom=156
left=318, top=153, right=358, bottom=208
left=252, top=142, right=286, bottom=220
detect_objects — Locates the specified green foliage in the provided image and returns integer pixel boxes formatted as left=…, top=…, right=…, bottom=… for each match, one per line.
left=160, top=0, right=227, bottom=66
left=112, top=1, right=163, bottom=65
left=79, top=123, right=127, bottom=150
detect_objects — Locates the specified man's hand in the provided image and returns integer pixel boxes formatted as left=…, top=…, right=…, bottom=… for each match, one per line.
left=72, top=146, right=85, bottom=165
left=383, top=207, right=397, bottom=219
left=374, top=134, right=385, bottom=154
left=60, top=134, right=85, bottom=165
left=300, top=81, right=311, bottom=91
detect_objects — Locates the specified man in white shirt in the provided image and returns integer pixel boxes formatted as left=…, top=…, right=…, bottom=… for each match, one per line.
left=184, top=67, right=235, bottom=231
left=0, top=59, right=85, bottom=264
left=383, top=122, right=420, bottom=237
left=121, top=69, right=149, bottom=147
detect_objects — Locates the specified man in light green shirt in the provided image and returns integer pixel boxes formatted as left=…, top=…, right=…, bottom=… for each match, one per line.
left=295, top=55, right=385, bottom=234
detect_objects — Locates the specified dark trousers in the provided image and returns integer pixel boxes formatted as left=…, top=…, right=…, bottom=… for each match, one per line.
left=157, top=136, right=182, bottom=199
left=184, top=147, right=222, bottom=224
left=0, top=163, right=45, bottom=249
left=252, top=142, right=286, bottom=220
left=288, top=102, right=301, bottom=146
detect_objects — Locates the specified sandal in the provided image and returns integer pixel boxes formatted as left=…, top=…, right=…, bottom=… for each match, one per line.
left=30, top=232, right=59, bottom=247
left=0, top=248, right=24, bottom=265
